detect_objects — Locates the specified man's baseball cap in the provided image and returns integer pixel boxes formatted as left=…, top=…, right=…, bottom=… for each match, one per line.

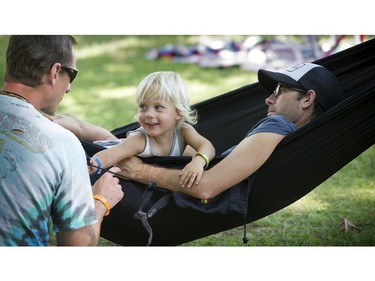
left=258, top=63, right=343, bottom=111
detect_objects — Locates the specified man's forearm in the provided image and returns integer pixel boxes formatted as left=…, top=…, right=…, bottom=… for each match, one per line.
left=138, top=164, right=215, bottom=199
left=118, top=157, right=214, bottom=199
left=138, top=164, right=182, bottom=192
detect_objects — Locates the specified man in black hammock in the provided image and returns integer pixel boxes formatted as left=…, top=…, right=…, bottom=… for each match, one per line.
left=117, top=62, right=343, bottom=201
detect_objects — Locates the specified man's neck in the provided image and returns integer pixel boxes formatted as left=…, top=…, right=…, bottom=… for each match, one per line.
left=295, top=117, right=313, bottom=128
left=294, top=110, right=315, bottom=128
left=2, top=82, right=43, bottom=109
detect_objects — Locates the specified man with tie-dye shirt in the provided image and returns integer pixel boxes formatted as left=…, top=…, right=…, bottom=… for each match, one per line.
left=0, top=35, right=124, bottom=246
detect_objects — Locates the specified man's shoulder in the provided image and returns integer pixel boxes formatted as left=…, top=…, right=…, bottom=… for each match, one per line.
left=259, top=115, right=295, bottom=126
left=38, top=115, right=83, bottom=150
left=249, top=115, right=297, bottom=136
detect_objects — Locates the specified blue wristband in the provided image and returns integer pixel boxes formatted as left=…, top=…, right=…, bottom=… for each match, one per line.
left=93, top=157, right=102, bottom=175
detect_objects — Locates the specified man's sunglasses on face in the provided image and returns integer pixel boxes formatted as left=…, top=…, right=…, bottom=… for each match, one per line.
left=61, top=66, right=78, bottom=83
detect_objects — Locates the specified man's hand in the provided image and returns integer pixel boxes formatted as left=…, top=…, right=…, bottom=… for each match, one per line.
left=92, top=167, right=124, bottom=209
left=116, top=156, right=145, bottom=183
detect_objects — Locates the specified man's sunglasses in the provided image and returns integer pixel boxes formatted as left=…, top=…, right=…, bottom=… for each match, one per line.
left=61, top=66, right=78, bottom=83
left=273, top=83, right=306, bottom=98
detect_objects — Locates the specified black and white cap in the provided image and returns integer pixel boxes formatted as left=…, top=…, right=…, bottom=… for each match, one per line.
left=258, top=63, right=343, bottom=111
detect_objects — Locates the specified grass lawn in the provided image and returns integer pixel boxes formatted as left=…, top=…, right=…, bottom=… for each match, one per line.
left=0, top=35, right=373, bottom=246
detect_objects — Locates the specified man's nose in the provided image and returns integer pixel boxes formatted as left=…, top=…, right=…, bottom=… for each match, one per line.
left=265, top=94, right=275, bottom=105
left=65, top=84, right=71, bottom=94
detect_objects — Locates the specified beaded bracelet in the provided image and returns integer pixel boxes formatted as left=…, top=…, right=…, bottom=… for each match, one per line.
left=193, top=152, right=210, bottom=169
left=93, top=194, right=110, bottom=216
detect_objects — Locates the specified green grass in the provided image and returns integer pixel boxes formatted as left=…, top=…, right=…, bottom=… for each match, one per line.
left=0, top=35, right=373, bottom=246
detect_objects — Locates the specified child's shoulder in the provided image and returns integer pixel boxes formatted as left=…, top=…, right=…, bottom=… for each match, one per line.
left=180, top=123, right=195, bottom=130
left=127, top=127, right=147, bottom=138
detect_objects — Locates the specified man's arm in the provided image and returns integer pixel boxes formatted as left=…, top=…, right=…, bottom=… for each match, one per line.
left=118, top=132, right=286, bottom=199
left=55, top=114, right=118, bottom=141
left=56, top=167, right=124, bottom=246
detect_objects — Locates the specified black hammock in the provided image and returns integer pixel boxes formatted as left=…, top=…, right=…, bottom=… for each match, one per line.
left=82, top=38, right=375, bottom=246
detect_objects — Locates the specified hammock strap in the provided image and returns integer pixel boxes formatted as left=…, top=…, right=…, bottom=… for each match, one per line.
left=133, top=182, right=173, bottom=246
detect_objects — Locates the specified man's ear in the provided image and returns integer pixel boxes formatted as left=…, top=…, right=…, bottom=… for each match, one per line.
left=302, top=90, right=316, bottom=109
left=49, top=63, right=62, bottom=85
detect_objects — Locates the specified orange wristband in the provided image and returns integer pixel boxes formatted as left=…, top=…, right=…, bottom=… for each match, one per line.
left=93, top=194, right=110, bottom=216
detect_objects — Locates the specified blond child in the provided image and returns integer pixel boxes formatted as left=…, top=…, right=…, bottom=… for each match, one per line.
left=89, top=71, right=215, bottom=186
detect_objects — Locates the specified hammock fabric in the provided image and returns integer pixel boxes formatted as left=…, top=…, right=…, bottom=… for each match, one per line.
left=83, top=39, right=375, bottom=246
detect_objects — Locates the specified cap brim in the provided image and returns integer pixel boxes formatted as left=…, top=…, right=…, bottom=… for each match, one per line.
left=258, top=69, right=304, bottom=94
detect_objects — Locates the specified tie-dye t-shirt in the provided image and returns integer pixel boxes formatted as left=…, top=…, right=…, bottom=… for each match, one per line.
left=0, top=96, right=97, bottom=246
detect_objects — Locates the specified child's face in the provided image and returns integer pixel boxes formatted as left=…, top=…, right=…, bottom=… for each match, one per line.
left=137, top=99, right=181, bottom=137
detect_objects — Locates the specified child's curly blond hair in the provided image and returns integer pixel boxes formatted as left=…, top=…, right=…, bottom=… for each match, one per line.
left=135, top=71, right=197, bottom=128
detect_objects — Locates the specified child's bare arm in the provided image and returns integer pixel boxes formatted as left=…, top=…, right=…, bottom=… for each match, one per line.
left=179, top=124, right=216, bottom=186
left=89, top=132, right=146, bottom=175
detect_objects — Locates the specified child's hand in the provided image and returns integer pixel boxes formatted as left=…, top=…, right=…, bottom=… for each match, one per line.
left=179, top=160, right=204, bottom=188
left=88, top=158, right=98, bottom=175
